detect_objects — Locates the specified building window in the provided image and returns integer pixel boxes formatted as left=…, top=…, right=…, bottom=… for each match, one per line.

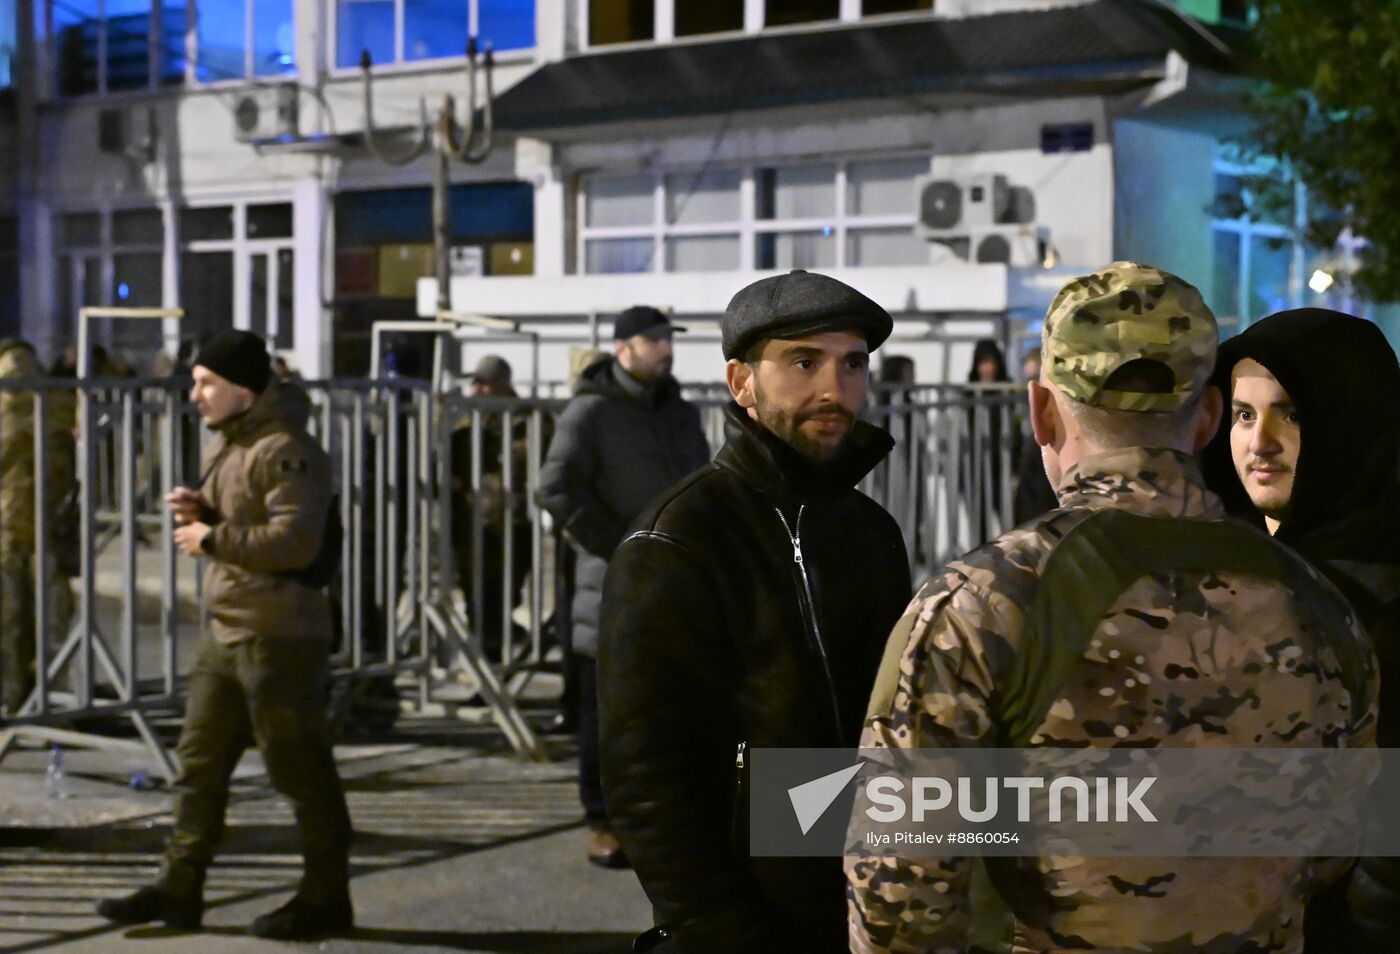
left=196, top=0, right=296, bottom=81
left=48, top=0, right=299, bottom=93
left=862, top=0, right=930, bottom=14
left=54, top=206, right=165, bottom=354
left=339, top=0, right=534, bottom=69
left=675, top=0, right=743, bottom=37
left=588, top=0, right=930, bottom=46
left=1041, top=123, right=1094, bottom=154
left=588, top=0, right=652, bottom=45
left=332, top=183, right=534, bottom=373
left=1209, top=157, right=1383, bottom=330
left=179, top=201, right=296, bottom=348
left=54, top=0, right=187, bottom=94
left=1, top=0, right=16, bottom=89
left=579, top=156, right=928, bottom=274
left=765, top=0, right=837, bottom=27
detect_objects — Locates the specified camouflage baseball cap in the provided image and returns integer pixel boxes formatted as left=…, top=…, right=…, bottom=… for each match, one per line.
left=1042, top=261, right=1217, bottom=412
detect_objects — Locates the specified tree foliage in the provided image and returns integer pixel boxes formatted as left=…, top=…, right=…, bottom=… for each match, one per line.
left=1242, top=0, right=1400, bottom=300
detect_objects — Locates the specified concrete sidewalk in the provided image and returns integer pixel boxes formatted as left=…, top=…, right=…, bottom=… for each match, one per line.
left=0, top=717, right=652, bottom=953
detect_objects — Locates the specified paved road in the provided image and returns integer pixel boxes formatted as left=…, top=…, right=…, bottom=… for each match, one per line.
left=0, top=718, right=652, bottom=953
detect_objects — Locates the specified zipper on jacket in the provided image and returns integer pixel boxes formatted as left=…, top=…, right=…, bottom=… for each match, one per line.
left=732, top=740, right=749, bottom=856
left=774, top=504, right=844, bottom=741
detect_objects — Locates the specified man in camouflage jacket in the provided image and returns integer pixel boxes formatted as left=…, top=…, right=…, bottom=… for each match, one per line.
left=0, top=338, right=74, bottom=714
left=847, top=263, right=1379, bottom=954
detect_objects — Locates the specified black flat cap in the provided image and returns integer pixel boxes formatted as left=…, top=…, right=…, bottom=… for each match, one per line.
left=721, top=270, right=893, bottom=360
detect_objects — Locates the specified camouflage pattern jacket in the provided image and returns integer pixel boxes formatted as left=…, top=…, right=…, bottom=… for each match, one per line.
left=0, top=340, right=75, bottom=553
left=847, top=447, right=1378, bottom=954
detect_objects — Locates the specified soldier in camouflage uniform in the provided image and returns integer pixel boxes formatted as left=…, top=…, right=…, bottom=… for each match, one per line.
left=847, top=263, right=1379, bottom=954
left=0, top=339, right=75, bottom=715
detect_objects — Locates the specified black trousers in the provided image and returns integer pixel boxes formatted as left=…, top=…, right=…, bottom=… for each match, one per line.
left=163, top=635, right=352, bottom=898
left=576, top=655, right=608, bottom=825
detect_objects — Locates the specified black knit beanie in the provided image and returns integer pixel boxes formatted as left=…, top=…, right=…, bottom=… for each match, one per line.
left=195, top=330, right=271, bottom=393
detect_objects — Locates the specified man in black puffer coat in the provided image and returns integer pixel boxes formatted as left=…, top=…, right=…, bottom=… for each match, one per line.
left=1201, top=307, right=1400, bottom=954
left=539, top=307, right=712, bottom=868
left=599, top=270, right=913, bottom=954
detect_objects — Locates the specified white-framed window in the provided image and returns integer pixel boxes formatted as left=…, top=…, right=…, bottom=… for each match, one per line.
left=584, top=0, right=931, bottom=48
left=195, top=0, right=296, bottom=82
left=45, top=0, right=295, bottom=94
left=179, top=200, right=296, bottom=348
left=578, top=156, right=930, bottom=274
left=51, top=199, right=296, bottom=359
left=54, top=206, right=166, bottom=351
left=1210, top=156, right=1374, bottom=330
left=336, top=0, right=534, bottom=70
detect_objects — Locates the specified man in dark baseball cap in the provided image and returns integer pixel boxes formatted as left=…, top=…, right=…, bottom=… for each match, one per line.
left=612, top=305, right=681, bottom=384
left=598, top=270, right=910, bottom=954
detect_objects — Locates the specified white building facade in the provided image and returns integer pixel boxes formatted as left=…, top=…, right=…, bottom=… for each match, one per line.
left=3, top=0, right=1392, bottom=382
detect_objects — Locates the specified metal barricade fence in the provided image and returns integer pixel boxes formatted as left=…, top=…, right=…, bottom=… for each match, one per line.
left=864, top=383, right=1026, bottom=573
left=0, top=374, right=1023, bottom=776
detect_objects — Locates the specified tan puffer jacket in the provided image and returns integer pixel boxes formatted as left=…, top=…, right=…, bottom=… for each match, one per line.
left=199, top=381, right=332, bottom=644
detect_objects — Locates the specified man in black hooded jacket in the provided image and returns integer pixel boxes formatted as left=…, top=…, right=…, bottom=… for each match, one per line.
left=1201, top=307, right=1400, bottom=953
left=598, top=270, right=913, bottom=954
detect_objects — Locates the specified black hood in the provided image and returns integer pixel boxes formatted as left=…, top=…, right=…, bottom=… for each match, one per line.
left=715, top=402, right=894, bottom=503
left=1200, top=308, right=1400, bottom=563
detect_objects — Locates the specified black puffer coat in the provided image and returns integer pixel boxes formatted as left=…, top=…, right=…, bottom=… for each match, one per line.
left=1200, top=308, right=1400, bottom=954
left=599, top=404, right=912, bottom=954
left=538, top=357, right=711, bottom=657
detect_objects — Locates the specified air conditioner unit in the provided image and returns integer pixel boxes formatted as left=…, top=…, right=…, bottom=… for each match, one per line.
left=969, top=226, right=1051, bottom=268
left=917, top=174, right=1011, bottom=234
left=233, top=84, right=299, bottom=143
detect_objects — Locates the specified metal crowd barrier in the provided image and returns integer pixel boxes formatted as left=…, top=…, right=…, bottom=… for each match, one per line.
left=865, top=382, right=1027, bottom=572
left=0, top=372, right=1024, bottom=779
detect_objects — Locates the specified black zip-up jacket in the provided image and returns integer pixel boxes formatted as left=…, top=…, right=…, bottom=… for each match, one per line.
left=599, top=403, right=912, bottom=954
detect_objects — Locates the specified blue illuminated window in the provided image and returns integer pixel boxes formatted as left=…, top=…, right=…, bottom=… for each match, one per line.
left=191, top=0, right=294, bottom=82
left=53, top=0, right=187, bottom=94
left=341, top=0, right=533, bottom=68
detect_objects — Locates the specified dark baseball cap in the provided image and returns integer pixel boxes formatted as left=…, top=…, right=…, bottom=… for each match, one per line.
left=613, top=306, right=681, bottom=341
left=721, top=270, right=893, bottom=361
left=467, top=354, right=512, bottom=385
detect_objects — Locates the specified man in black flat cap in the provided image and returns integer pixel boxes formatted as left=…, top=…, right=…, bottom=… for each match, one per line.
left=97, top=330, right=352, bottom=941
left=598, top=271, right=912, bottom=954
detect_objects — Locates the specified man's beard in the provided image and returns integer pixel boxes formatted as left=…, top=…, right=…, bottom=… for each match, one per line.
left=753, top=394, right=855, bottom=462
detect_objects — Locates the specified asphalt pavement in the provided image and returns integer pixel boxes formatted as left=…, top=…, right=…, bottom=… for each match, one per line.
left=0, top=714, right=652, bottom=954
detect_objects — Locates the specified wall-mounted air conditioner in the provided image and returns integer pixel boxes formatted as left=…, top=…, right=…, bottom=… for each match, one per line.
left=916, top=173, right=1047, bottom=267
left=233, top=84, right=299, bottom=143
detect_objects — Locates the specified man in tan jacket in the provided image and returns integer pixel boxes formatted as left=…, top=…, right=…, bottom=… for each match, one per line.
left=97, top=330, right=352, bottom=940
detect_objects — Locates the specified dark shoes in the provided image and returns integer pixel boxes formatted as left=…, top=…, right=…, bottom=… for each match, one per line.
left=587, top=828, right=630, bottom=869
left=96, top=884, right=203, bottom=930
left=249, top=892, right=354, bottom=941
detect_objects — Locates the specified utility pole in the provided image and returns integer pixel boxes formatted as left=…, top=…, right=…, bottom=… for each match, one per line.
left=360, top=38, right=495, bottom=318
